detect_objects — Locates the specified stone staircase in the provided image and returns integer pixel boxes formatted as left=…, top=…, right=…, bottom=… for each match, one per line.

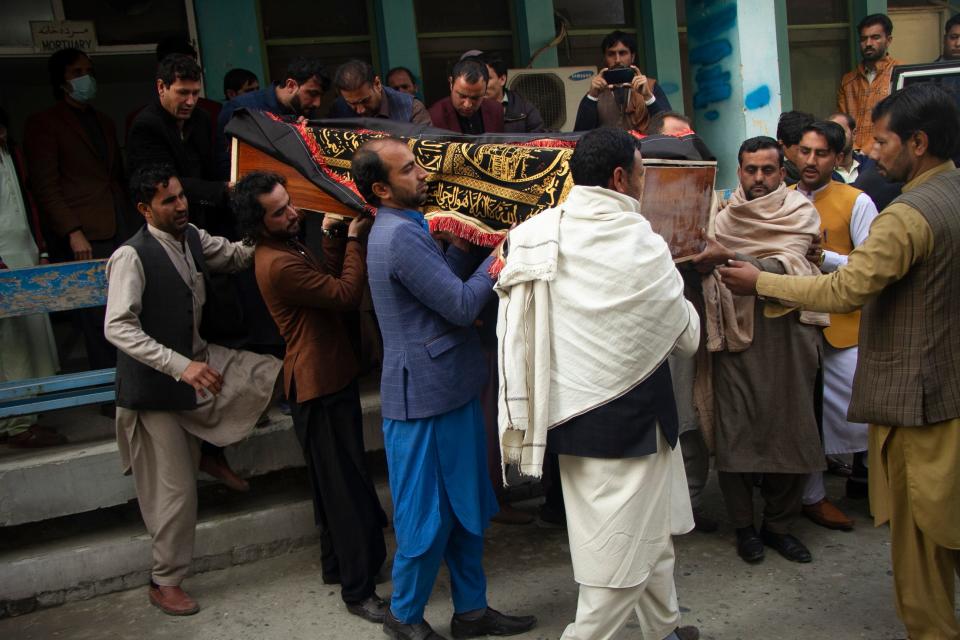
left=0, top=382, right=386, bottom=618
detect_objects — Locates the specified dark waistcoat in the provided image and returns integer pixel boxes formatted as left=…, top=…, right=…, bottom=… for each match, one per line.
left=848, top=168, right=960, bottom=426
left=547, top=360, right=679, bottom=458
left=115, top=226, right=209, bottom=411
left=384, top=86, right=414, bottom=122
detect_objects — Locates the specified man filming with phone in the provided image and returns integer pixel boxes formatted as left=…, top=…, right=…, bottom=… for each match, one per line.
left=574, top=30, right=672, bottom=134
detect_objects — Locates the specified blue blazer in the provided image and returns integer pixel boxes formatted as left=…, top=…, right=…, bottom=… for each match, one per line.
left=366, top=208, right=496, bottom=420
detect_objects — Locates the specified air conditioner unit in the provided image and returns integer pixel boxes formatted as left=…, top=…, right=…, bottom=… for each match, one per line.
left=506, top=66, right=597, bottom=132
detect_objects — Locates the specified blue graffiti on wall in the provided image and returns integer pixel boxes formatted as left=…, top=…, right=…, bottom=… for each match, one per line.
left=744, top=85, right=771, bottom=110
left=693, top=65, right=732, bottom=108
left=687, top=0, right=735, bottom=115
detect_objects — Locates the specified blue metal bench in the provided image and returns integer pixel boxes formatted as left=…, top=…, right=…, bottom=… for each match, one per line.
left=0, top=260, right=115, bottom=418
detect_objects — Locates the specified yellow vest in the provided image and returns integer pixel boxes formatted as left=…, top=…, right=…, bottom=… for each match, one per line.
left=793, top=181, right=862, bottom=348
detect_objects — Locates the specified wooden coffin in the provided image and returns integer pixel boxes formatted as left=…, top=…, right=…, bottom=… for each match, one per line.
left=231, top=139, right=358, bottom=218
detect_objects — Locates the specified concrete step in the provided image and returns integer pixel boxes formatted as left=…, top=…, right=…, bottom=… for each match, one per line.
left=0, top=387, right=384, bottom=527
left=0, top=467, right=393, bottom=618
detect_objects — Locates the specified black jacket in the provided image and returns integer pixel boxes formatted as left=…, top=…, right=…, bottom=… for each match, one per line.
left=127, top=100, right=230, bottom=235
left=503, top=89, right=545, bottom=133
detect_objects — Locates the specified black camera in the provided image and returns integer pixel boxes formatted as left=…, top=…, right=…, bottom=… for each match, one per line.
left=602, top=67, right=636, bottom=86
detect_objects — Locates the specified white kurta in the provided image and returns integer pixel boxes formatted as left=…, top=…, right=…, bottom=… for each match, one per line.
left=0, top=147, right=59, bottom=434
left=104, top=223, right=281, bottom=469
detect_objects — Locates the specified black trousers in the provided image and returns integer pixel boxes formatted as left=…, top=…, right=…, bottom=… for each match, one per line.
left=289, top=377, right=387, bottom=603
left=718, top=471, right=806, bottom=534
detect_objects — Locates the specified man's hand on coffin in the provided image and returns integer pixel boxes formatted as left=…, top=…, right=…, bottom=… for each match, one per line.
left=717, top=260, right=761, bottom=296
left=181, top=361, right=224, bottom=398
left=431, top=229, right=470, bottom=253
left=691, top=237, right=736, bottom=274
left=348, top=214, right=373, bottom=239
left=588, top=69, right=610, bottom=99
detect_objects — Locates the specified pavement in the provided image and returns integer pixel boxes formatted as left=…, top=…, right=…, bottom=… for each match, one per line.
left=0, top=473, right=916, bottom=640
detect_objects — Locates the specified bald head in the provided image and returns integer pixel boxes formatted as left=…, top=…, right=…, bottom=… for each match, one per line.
left=351, top=137, right=426, bottom=209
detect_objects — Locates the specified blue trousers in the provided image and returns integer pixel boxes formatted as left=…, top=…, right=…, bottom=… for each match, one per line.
left=390, top=483, right=488, bottom=623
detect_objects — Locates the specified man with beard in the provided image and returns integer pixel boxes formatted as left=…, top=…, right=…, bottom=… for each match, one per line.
left=354, top=137, right=535, bottom=640
left=719, top=83, right=960, bottom=640
left=792, top=121, right=878, bottom=528
left=329, top=60, right=432, bottom=125
left=574, top=30, right=671, bottom=133
left=216, top=57, right=328, bottom=178
left=829, top=112, right=902, bottom=211
left=104, top=165, right=282, bottom=615
left=233, top=172, right=389, bottom=624
left=838, top=13, right=902, bottom=152
left=496, top=127, right=701, bottom=640
left=429, top=59, right=504, bottom=134
left=692, top=136, right=826, bottom=565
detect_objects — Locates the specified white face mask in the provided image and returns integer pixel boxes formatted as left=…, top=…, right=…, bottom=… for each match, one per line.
left=68, top=74, right=97, bottom=103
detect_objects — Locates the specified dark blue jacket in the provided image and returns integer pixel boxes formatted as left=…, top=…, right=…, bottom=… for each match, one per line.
left=366, top=207, right=495, bottom=420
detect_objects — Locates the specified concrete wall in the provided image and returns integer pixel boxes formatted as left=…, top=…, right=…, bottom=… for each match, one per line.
left=685, top=0, right=783, bottom=189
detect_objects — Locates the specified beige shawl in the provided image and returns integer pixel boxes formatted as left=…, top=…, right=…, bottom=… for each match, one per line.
left=703, top=183, right=828, bottom=353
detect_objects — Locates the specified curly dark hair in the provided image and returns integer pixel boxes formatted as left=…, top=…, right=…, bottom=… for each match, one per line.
left=232, top=171, right=287, bottom=244
left=569, top=127, right=641, bottom=187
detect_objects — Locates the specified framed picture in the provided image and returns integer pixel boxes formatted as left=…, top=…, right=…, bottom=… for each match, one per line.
left=891, top=61, right=960, bottom=92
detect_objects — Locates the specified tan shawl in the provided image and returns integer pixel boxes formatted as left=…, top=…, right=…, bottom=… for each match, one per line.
left=702, top=183, right=829, bottom=353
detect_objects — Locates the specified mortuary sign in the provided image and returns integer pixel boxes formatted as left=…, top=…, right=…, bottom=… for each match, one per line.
left=31, top=21, right=98, bottom=53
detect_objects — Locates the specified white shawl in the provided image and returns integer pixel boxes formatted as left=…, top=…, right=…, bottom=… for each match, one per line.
left=495, top=185, right=700, bottom=479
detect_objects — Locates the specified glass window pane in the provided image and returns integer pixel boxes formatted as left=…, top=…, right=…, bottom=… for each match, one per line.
left=417, top=35, right=513, bottom=105
left=62, top=0, right=188, bottom=46
left=554, top=0, right=633, bottom=28
left=415, top=0, right=511, bottom=33
left=261, top=0, right=368, bottom=40
left=786, top=0, right=847, bottom=25
left=0, top=0, right=55, bottom=47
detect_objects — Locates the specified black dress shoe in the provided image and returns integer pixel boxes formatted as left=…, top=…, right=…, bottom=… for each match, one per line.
left=676, top=625, right=701, bottom=640
left=760, top=527, right=812, bottom=563
left=735, top=526, right=764, bottom=563
left=450, top=607, right=537, bottom=638
left=383, top=609, right=448, bottom=640
left=346, top=593, right=387, bottom=623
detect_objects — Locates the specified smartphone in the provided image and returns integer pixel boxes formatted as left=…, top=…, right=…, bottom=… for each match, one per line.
left=603, top=67, right=636, bottom=86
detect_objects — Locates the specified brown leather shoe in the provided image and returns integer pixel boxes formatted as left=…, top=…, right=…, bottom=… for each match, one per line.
left=199, top=453, right=250, bottom=492
left=148, top=581, right=200, bottom=616
left=802, top=498, right=854, bottom=530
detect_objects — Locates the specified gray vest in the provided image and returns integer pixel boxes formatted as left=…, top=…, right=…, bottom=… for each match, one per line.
left=115, top=226, right=209, bottom=411
left=848, top=168, right=960, bottom=426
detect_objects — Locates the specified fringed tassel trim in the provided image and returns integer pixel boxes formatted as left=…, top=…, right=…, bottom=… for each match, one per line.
left=425, top=213, right=506, bottom=248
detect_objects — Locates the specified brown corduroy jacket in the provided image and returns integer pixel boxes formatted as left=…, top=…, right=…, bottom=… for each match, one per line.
left=24, top=100, right=127, bottom=241
left=254, top=234, right=365, bottom=404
